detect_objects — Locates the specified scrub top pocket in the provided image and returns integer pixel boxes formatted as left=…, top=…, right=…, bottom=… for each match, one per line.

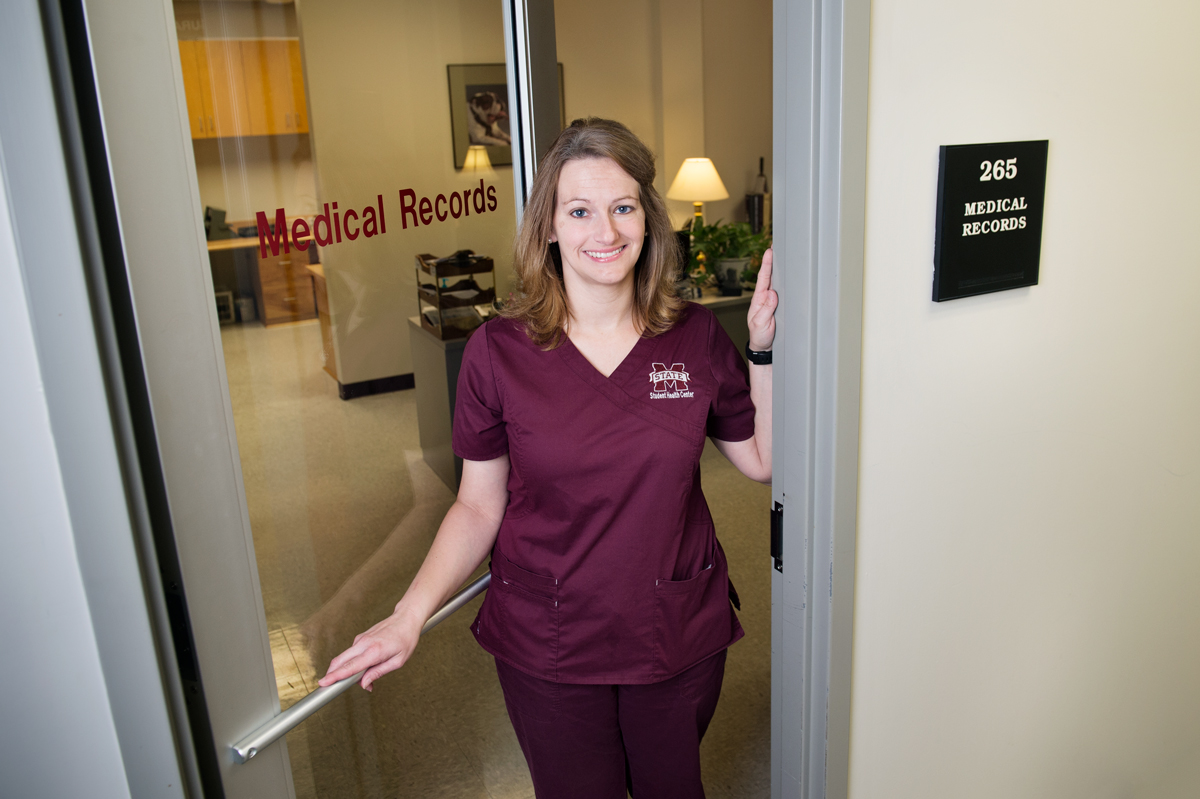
left=479, top=553, right=561, bottom=679
left=651, top=541, right=737, bottom=680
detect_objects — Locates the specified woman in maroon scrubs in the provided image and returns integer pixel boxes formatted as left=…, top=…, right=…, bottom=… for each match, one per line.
left=321, top=118, right=776, bottom=798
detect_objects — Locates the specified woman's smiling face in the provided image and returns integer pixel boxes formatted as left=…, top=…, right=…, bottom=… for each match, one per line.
left=551, top=157, right=646, bottom=293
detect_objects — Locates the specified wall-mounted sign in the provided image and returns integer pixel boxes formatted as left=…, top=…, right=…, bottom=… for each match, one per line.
left=933, top=140, right=1048, bottom=301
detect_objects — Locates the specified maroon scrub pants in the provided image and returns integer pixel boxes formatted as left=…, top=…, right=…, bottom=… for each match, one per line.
left=495, top=650, right=727, bottom=799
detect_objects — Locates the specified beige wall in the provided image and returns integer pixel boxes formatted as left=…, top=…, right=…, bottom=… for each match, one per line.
left=556, top=0, right=772, bottom=229
left=192, top=135, right=317, bottom=223
left=555, top=0, right=668, bottom=207
left=298, top=0, right=516, bottom=384
left=701, top=0, right=771, bottom=226
left=852, top=2, right=1200, bottom=798
left=555, top=0, right=692, bottom=224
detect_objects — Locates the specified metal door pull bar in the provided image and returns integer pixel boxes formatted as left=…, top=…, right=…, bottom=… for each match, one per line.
left=231, top=572, right=491, bottom=764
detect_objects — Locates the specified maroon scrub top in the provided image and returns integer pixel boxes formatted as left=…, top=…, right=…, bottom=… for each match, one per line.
left=452, top=303, right=755, bottom=684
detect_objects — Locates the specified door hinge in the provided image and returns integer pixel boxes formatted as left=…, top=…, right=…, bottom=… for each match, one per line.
left=770, top=501, right=783, bottom=572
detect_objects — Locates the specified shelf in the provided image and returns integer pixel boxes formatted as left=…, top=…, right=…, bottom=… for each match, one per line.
left=415, top=252, right=495, bottom=278
left=414, top=251, right=495, bottom=341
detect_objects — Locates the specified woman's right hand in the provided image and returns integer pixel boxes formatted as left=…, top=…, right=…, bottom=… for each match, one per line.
left=318, top=606, right=425, bottom=691
left=317, top=455, right=512, bottom=692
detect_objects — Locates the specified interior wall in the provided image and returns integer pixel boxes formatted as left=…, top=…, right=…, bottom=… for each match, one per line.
left=555, top=0, right=710, bottom=228
left=852, top=3, right=1200, bottom=799
left=298, top=0, right=516, bottom=384
left=192, top=135, right=317, bottom=222
left=555, top=0, right=772, bottom=229
left=701, top=0, right=771, bottom=226
left=554, top=0, right=664, bottom=189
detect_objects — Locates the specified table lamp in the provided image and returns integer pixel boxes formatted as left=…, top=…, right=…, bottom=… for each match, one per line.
left=462, top=145, right=494, bottom=174
left=666, top=157, right=729, bottom=228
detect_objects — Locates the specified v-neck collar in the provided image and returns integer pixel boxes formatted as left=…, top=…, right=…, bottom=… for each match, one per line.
left=555, top=330, right=703, bottom=443
left=559, top=331, right=657, bottom=383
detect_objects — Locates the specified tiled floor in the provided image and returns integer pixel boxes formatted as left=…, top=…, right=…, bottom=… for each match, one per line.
left=223, top=320, right=771, bottom=798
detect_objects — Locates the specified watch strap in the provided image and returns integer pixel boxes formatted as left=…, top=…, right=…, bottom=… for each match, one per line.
left=745, top=344, right=772, bottom=365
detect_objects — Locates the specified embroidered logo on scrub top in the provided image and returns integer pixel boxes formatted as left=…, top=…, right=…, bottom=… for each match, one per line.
left=649, top=363, right=694, bottom=399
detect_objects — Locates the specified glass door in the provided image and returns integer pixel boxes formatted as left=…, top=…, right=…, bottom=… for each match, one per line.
left=182, top=3, right=536, bottom=795
left=82, top=0, right=555, bottom=796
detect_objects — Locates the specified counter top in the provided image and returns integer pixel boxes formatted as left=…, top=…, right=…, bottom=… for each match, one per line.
left=694, top=289, right=752, bottom=309
left=206, top=237, right=261, bottom=252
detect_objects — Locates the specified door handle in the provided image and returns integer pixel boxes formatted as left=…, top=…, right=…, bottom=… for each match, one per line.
left=230, top=572, right=491, bottom=763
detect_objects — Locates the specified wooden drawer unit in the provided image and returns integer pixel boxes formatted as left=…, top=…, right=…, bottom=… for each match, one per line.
left=253, top=251, right=317, bottom=325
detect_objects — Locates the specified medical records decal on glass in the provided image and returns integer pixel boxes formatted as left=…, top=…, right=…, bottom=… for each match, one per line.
left=933, top=139, right=1048, bottom=301
left=649, top=363, right=694, bottom=399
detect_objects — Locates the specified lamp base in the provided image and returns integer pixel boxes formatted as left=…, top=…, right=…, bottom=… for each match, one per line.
left=692, top=201, right=704, bottom=229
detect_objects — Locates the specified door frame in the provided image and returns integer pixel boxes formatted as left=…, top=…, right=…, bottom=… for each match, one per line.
left=59, top=0, right=872, bottom=793
left=503, top=0, right=561, bottom=219
left=771, top=0, right=870, bottom=797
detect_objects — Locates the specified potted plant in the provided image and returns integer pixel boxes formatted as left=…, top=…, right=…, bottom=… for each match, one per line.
left=686, top=219, right=770, bottom=295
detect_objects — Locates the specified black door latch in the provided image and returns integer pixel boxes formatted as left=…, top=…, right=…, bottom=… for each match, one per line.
left=770, top=501, right=783, bottom=572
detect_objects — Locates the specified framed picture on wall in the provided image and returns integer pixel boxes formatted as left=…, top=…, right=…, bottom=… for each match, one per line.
left=446, top=63, right=566, bottom=169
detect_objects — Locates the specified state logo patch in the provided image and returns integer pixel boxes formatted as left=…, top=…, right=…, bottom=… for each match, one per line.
left=649, top=363, right=694, bottom=399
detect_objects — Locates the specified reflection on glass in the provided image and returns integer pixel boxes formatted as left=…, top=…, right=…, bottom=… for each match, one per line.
left=174, top=0, right=524, bottom=795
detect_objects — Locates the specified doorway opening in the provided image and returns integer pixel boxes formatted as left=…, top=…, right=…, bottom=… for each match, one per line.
left=167, top=1, right=772, bottom=795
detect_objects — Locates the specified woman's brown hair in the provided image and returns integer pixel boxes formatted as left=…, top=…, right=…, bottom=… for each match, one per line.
left=502, top=117, right=683, bottom=347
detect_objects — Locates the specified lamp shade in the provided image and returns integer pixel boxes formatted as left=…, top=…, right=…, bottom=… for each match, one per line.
left=463, top=145, right=494, bottom=173
left=666, top=158, right=729, bottom=202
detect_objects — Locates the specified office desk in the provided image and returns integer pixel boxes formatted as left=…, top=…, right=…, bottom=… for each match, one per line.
left=207, top=236, right=317, bottom=326
left=206, top=237, right=260, bottom=252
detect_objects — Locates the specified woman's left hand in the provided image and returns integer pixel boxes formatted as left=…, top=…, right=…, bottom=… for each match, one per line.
left=747, top=248, right=778, bottom=351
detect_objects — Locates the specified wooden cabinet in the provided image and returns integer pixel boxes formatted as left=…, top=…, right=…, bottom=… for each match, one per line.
left=178, top=41, right=210, bottom=138
left=205, top=40, right=251, bottom=138
left=238, top=40, right=271, bottom=136
left=287, top=41, right=309, bottom=134
left=253, top=250, right=317, bottom=326
left=178, top=39, right=308, bottom=139
left=243, top=40, right=309, bottom=135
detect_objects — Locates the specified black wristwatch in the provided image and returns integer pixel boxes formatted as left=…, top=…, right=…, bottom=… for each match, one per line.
left=745, top=344, right=773, bottom=365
